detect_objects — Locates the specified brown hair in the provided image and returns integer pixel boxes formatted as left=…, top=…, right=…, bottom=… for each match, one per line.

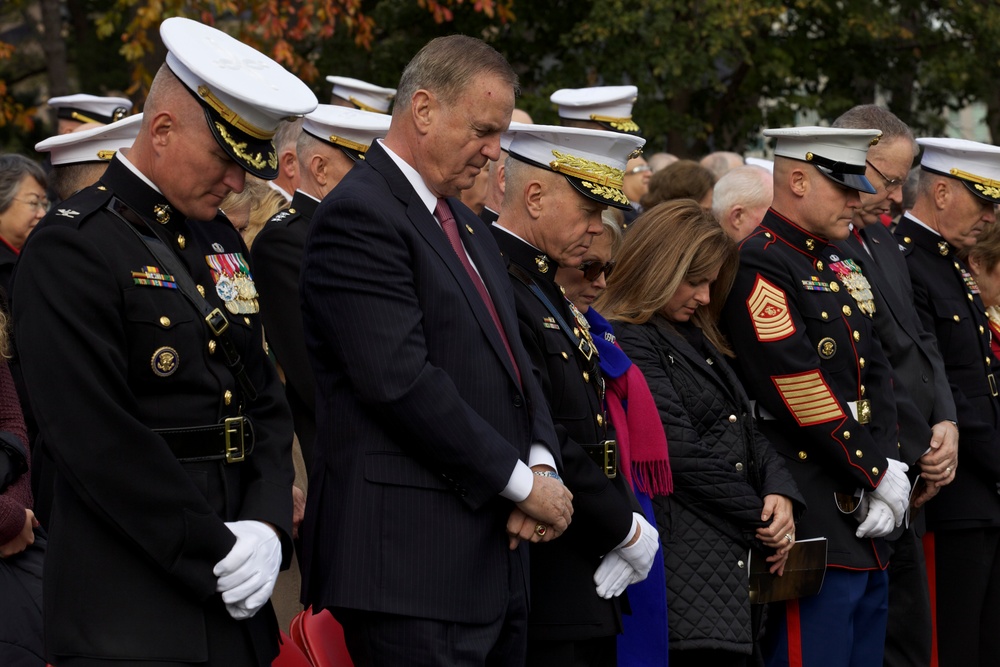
left=961, top=220, right=1000, bottom=273
left=640, top=159, right=716, bottom=210
left=596, top=199, right=739, bottom=355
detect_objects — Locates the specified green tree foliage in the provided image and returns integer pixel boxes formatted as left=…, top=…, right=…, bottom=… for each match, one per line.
left=2, top=0, right=1000, bottom=155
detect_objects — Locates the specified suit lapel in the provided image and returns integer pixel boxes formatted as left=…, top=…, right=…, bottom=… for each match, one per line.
left=365, top=145, right=521, bottom=387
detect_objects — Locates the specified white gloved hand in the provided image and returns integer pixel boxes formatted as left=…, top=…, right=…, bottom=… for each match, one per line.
left=856, top=496, right=896, bottom=538
left=214, top=520, right=282, bottom=619
left=617, top=513, right=659, bottom=582
left=593, top=550, right=636, bottom=599
left=870, top=459, right=911, bottom=526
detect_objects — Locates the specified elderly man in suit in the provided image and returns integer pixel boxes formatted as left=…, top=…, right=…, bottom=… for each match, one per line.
left=298, top=35, right=573, bottom=666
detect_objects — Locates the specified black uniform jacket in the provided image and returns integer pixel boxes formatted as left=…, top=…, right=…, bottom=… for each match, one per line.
left=895, top=215, right=1000, bottom=530
left=722, top=210, right=900, bottom=570
left=298, top=142, right=558, bottom=625
left=10, top=157, right=294, bottom=663
left=252, top=190, right=320, bottom=467
left=842, top=223, right=956, bottom=466
left=491, top=225, right=637, bottom=642
left=616, top=317, right=803, bottom=653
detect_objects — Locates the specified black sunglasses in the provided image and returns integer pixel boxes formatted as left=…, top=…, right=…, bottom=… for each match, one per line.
left=578, top=260, right=616, bottom=281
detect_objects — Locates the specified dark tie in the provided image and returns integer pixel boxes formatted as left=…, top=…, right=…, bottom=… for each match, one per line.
left=436, top=198, right=521, bottom=385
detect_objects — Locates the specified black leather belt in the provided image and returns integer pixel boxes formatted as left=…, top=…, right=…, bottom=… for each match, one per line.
left=581, top=440, right=618, bottom=478
left=155, top=416, right=254, bottom=463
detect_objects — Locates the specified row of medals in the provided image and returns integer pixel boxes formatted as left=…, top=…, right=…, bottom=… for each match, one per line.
left=215, top=273, right=259, bottom=314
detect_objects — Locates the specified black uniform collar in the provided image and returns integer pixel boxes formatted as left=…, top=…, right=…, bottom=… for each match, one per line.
left=100, top=157, right=185, bottom=229
left=490, top=224, right=557, bottom=283
left=896, top=214, right=954, bottom=258
left=761, top=208, right=832, bottom=258
left=288, top=190, right=321, bottom=222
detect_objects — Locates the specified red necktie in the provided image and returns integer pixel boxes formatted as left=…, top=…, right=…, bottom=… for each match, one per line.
left=436, top=198, right=521, bottom=385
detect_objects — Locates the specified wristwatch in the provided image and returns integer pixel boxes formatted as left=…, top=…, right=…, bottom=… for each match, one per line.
left=534, top=470, right=562, bottom=482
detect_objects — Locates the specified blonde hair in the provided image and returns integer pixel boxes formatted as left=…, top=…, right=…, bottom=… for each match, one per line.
left=596, top=199, right=739, bottom=355
left=221, top=176, right=288, bottom=248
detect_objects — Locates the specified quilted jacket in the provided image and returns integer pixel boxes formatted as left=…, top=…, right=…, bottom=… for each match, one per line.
left=616, top=316, right=803, bottom=654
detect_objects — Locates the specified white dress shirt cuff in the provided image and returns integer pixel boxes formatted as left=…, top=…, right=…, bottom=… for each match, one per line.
left=500, top=461, right=534, bottom=503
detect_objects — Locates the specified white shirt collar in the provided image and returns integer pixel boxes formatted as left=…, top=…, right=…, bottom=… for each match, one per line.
left=268, top=181, right=293, bottom=202
left=905, top=211, right=940, bottom=237
left=116, top=152, right=162, bottom=194
left=378, top=139, right=438, bottom=215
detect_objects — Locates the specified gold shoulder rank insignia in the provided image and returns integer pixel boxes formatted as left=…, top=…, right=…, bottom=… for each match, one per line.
left=772, top=370, right=845, bottom=426
left=748, top=275, right=795, bottom=342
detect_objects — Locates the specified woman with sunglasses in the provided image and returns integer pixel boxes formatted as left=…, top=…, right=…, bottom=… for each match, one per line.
left=556, top=213, right=674, bottom=666
left=597, top=200, right=803, bottom=667
left=0, top=156, right=48, bottom=303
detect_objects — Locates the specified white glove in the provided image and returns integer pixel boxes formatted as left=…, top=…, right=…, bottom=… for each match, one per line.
left=214, top=520, right=282, bottom=619
left=870, top=459, right=910, bottom=526
left=594, top=550, right=636, bottom=599
left=617, top=513, right=659, bottom=582
left=856, top=496, right=896, bottom=538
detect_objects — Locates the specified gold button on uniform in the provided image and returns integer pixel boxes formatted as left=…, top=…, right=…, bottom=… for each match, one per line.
left=561, top=352, right=569, bottom=360
left=853, top=331, right=860, bottom=342
left=859, top=357, right=866, bottom=368
left=953, top=315, right=960, bottom=322
left=764, top=232, right=772, bottom=239
left=244, top=317, right=251, bottom=326
left=596, top=414, right=604, bottom=426
left=582, top=371, right=590, bottom=382
left=843, top=430, right=851, bottom=439
left=816, top=261, right=824, bottom=271
left=806, top=239, right=816, bottom=251
left=981, top=326, right=986, bottom=334
left=856, top=449, right=863, bottom=458
left=842, top=305, right=852, bottom=316
left=159, top=316, right=170, bottom=327
left=821, top=311, right=829, bottom=320
left=177, top=235, right=186, bottom=249
left=224, top=390, right=233, bottom=406
left=798, top=451, right=808, bottom=460
left=830, top=282, right=840, bottom=293
left=903, top=236, right=912, bottom=244
left=872, top=467, right=879, bottom=476
left=728, top=414, right=737, bottom=423
left=208, top=340, right=217, bottom=354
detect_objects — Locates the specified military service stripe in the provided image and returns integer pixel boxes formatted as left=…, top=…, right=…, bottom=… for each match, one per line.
left=772, top=371, right=845, bottom=426
left=748, top=274, right=796, bottom=342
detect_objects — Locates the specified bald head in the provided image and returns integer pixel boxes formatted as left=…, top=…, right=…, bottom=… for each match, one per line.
left=712, top=165, right=773, bottom=241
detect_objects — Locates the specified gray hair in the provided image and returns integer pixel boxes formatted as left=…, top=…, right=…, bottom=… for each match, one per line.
left=601, top=210, right=624, bottom=255
left=832, top=104, right=917, bottom=154
left=274, top=117, right=304, bottom=154
left=394, top=35, right=518, bottom=114
left=0, top=154, right=47, bottom=213
left=711, top=165, right=772, bottom=220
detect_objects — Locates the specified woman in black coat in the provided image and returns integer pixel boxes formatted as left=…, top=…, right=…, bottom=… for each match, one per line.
left=597, top=200, right=804, bottom=667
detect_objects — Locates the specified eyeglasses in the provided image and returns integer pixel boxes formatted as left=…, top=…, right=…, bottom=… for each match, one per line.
left=578, top=260, right=616, bottom=281
left=626, top=165, right=651, bottom=176
left=866, top=160, right=903, bottom=193
left=15, top=197, right=50, bottom=213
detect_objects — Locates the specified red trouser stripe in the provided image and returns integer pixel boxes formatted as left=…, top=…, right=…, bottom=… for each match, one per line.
left=923, top=531, right=938, bottom=667
left=786, top=598, right=803, bottom=667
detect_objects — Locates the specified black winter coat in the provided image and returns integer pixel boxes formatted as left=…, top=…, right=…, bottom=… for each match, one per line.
left=616, top=316, right=804, bottom=654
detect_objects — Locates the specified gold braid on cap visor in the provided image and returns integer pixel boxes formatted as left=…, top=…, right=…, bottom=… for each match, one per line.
left=214, top=123, right=277, bottom=171
left=589, top=114, right=640, bottom=133
left=550, top=150, right=629, bottom=205
left=950, top=168, right=1000, bottom=200
left=199, top=86, right=274, bottom=141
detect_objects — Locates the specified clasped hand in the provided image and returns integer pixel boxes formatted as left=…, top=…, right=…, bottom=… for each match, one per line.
left=507, top=473, right=573, bottom=549
left=214, top=520, right=282, bottom=620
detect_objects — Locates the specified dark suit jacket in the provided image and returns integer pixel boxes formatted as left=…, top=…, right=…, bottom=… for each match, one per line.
left=252, top=190, right=320, bottom=468
left=842, top=223, right=956, bottom=466
left=895, top=216, right=1000, bottom=530
left=491, top=226, right=637, bottom=641
left=298, top=142, right=559, bottom=624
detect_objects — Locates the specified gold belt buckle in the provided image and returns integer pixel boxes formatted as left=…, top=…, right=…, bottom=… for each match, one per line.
left=206, top=308, right=230, bottom=336
left=856, top=398, right=872, bottom=425
left=224, top=416, right=246, bottom=463
left=603, top=439, right=618, bottom=479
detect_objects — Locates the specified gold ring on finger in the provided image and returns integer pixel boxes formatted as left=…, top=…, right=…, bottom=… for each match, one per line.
left=535, top=524, right=547, bottom=537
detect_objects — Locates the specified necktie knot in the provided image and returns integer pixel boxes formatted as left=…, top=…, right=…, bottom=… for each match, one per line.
left=435, top=198, right=455, bottom=226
